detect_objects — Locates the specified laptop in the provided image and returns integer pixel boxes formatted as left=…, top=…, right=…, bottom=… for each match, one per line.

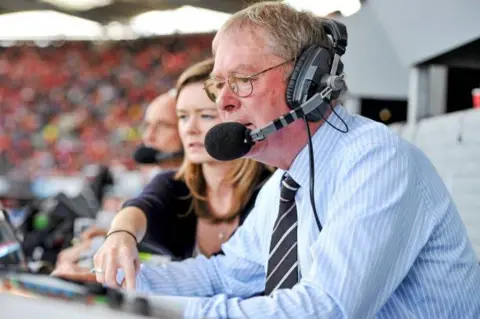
left=0, top=208, right=28, bottom=271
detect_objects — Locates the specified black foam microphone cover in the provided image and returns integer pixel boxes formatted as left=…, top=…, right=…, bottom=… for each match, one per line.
left=133, top=145, right=184, bottom=164
left=133, top=145, right=159, bottom=164
left=204, top=122, right=254, bottom=161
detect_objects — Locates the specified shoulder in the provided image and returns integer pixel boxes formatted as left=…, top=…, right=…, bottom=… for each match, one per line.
left=328, top=115, right=442, bottom=204
left=149, top=169, right=176, bottom=184
left=343, top=113, right=401, bottom=147
left=146, top=170, right=189, bottom=196
left=334, top=114, right=410, bottom=166
left=309, top=111, right=425, bottom=198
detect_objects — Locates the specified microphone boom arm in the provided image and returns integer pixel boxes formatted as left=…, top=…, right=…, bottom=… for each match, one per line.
left=250, top=77, right=340, bottom=142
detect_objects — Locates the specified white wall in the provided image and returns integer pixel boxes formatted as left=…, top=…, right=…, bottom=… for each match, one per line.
left=336, top=0, right=480, bottom=101
left=336, top=2, right=409, bottom=99
left=368, top=0, right=480, bottom=65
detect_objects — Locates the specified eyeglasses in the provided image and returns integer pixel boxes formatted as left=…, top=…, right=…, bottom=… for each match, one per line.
left=203, top=59, right=294, bottom=103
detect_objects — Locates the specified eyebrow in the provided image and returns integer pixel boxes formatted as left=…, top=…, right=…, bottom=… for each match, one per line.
left=211, top=63, right=257, bottom=79
left=176, top=107, right=217, bottom=113
left=144, top=119, right=176, bottom=127
left=145, top=119, right=173, bottom=125
left=232, top=63, right=257, bottom=73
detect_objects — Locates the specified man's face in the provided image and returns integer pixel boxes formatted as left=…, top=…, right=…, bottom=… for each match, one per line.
left=211, top=27, right=295, bottom=163
left=142, top=95, right=182, bottom=153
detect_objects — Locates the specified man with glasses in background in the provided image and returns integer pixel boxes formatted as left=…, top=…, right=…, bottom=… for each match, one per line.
left=136, top=90, right=184, bottom=184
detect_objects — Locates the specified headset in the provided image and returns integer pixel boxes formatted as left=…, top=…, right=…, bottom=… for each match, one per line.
left=285, top=18, right=348, bottom=122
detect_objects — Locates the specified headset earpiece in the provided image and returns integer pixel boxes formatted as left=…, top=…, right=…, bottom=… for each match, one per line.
left=285, top=45, right=333, bottom=122
left=285, top=19, right=348, bottom=123
left=285, top=46, right=316, bottom=108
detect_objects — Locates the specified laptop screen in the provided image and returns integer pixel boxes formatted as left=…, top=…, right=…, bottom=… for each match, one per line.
left=0, top=209, right=28, bottom=270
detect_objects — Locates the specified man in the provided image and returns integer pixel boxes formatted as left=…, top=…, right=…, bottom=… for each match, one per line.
left=91, top=3, right=480, bottom=318
left=136, top=90, right=183, bottom=184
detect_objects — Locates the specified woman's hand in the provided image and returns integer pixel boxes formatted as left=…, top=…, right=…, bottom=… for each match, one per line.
left=92, top=231, right=140, bottom=290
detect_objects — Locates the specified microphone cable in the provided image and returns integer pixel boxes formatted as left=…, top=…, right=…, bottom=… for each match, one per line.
left=303, top=103, right=349, bottom=232
left=318, top=103, right=349, bottom=134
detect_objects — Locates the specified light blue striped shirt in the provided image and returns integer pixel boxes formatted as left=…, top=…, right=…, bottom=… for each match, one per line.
left=130, top=105, right=480, bottom=318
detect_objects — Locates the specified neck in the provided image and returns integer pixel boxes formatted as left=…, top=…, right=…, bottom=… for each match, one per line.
left=201, top=161, right=237, bottom=219
left=158, top=158, right=183, bottom=171
left=258, top=108, right=333, bottom=170
left=202, top=161, right=235, bottom=195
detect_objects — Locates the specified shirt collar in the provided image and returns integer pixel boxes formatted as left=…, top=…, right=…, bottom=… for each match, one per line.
left=286, top=104, right=351, bottom=189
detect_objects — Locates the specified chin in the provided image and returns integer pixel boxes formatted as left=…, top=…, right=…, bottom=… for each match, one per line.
left=186, top=154, right=206, bottom=164
left=244, top=140, right=267, bottom=161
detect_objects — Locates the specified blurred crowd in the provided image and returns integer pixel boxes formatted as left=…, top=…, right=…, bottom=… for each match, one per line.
left=0, top=34, right=213, bottom=180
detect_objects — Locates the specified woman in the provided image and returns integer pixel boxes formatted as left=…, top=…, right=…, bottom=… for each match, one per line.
left=52, top=58, right=272, bottom=280
left=114, top=57, right=271, bottom=258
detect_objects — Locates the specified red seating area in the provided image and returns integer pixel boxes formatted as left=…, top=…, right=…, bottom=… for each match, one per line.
left=0, top=34, right=213, bottom=179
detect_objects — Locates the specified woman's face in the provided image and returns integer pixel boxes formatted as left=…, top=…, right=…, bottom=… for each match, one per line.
left=176, top=82, right=222, bottom=164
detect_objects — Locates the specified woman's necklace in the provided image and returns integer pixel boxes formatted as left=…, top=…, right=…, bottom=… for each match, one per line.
left=196, top=217, right=239, bottom=257
left=217, top=229, right=227, bottom=241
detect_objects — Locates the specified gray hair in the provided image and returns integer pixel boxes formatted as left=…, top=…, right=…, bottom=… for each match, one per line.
left=213, top=2, right=331, bottom=60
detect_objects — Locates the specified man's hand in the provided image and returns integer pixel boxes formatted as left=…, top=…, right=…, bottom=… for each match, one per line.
left=80, top=226, right=108, bottom=241
left=51, top=262, right=97, bottom=283
left=57, top=240, right=93, bottom=265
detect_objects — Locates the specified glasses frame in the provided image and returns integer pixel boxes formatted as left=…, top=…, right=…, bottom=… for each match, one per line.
left=203, top=58, right=295, bottom=102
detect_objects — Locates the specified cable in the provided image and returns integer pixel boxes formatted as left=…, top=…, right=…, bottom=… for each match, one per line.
left=303, top=100, right=349, bottom=233
left=303, top=117, right=323, bottom=232
left=317, top=102, right=349, bottom=134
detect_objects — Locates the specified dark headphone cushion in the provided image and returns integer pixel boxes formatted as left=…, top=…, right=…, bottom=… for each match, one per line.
left=285, top=46, right=317, bottom=109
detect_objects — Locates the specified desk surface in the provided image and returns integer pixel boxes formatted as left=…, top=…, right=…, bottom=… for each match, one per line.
left=0, top=293, right=146, bottom=319
left=1, top=287, right=189, bottom=318
left=0, top=272, right=187, bottom=318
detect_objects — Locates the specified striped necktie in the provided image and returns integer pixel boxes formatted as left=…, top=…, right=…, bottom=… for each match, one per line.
left=264, top=174, right=300, bottom=295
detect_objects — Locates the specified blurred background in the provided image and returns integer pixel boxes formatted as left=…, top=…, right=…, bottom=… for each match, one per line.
left=0, top=0, right=479, bottom=261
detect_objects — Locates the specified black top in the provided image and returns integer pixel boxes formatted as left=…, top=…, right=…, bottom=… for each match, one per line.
left=122, top=168, right=272, bottom=259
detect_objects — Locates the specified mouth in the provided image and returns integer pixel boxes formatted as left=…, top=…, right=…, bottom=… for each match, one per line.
left=244, top=122, right=254, bottom=130
left=188, top=142, right=204, bottom=148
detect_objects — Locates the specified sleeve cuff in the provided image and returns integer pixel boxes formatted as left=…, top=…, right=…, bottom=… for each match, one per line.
left=184, top=297, right=205, bottom=318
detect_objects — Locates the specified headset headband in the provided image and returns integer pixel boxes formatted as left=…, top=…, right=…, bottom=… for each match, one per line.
left=320, top=19, right=348, bottom=57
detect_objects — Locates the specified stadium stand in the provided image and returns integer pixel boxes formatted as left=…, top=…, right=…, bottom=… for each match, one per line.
left=0, top=34, right=213, bottom=179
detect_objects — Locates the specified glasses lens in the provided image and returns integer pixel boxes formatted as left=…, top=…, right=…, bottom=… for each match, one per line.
left=204, top=76, right=254, bottom=102
left=229, top=76, right=252, bottom=98
left=204, top=79, right=219, bottom=102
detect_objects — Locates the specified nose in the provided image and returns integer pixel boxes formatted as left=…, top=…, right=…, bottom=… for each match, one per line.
left=185, top=115, right=200, bottom=135
left=142, top=127, right=155, bottom=146
left=216, top=86, right=241, bottom=115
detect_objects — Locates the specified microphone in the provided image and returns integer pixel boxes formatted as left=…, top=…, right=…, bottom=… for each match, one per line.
left=205, top=89, right=330, bottom=161
left=204, top=122, right=254, bottom=161
left=133, top=146, right=184, bottom=164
